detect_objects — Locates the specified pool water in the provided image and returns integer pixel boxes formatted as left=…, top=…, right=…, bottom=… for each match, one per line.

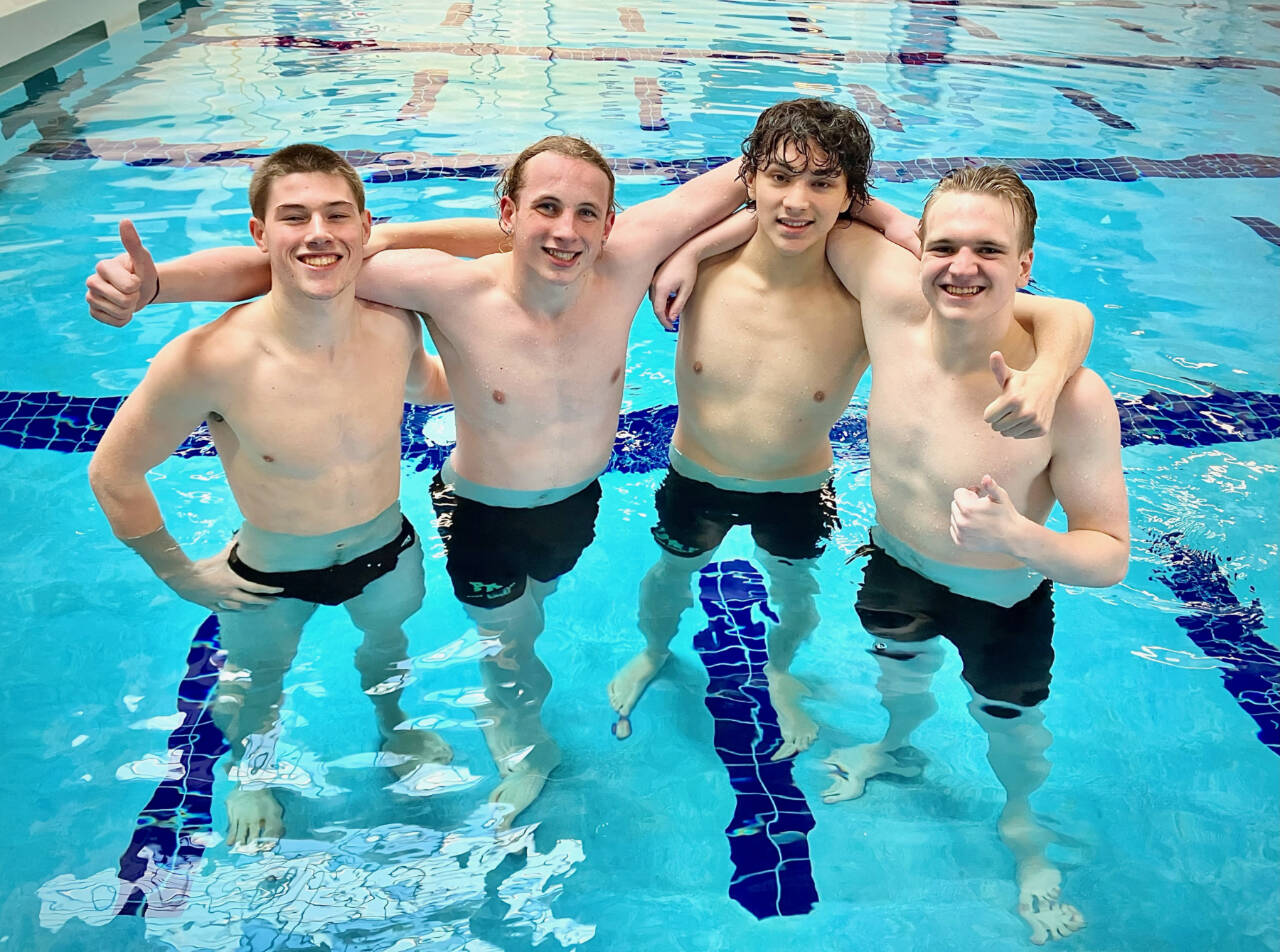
left=1, top=1, right=1277, bottom=950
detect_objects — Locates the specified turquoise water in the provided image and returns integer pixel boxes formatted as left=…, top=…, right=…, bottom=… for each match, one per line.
left=2, top=1, right=1277, bottom=949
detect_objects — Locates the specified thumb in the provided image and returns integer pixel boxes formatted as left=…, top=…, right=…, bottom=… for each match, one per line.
left=989, top=351, right=1011, bottom=389
left=119, top=219, right=159, bottom=298
left=980, top=473, right=1006, bottom=503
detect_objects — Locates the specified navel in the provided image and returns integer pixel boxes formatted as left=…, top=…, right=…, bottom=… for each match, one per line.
left=692, top=360, right=703, bottom=374
left=610, top=366, right=622, bottom=384
left=262, top=454, right=275, bottom=463
left=813, top=390, right=826, bottom=403
left=492, top=389, right=506, bottom=404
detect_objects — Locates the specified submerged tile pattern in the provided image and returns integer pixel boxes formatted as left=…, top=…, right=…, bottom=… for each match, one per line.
left=693, top=559, right=819, bottom=919
left=1235, top=216, right=1280, bottom=247
left=27, top=137, right=1280, bottom=187
left=182, top=33, right=1280, bottom=72
left=117, top=615, right=227, bottom=917
left=1056, top=86, right=1137, bottom=131
left=1149, top=535, right=1280, bottom=755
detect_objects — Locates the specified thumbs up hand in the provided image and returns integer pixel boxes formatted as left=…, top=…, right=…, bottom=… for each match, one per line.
left=86, top=219, right=160, bottom=326
left=982, top=350, right=1058, bottom=439
left=950, top=474, right=1026, bottom=555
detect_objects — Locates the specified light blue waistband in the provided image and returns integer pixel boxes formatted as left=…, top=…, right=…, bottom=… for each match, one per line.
left=871, top=524, right=1045, bottom=608
left=441, top=455, right=598, bottom=509
left=669, top=445, right=830, bottom=494
left=235, top=499, right=404, bottom=571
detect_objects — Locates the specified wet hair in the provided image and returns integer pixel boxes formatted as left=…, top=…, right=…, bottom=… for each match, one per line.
left=740, top=97, right=874, bottom=218
left=248, top=144, right=366, bottom=220
left=495, top=135, right=618, bottom=212
left=919, top=164, right=1038, bottom=252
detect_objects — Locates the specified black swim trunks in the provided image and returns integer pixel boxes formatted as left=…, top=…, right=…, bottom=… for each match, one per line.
left=853, top=542, right=1055, bottom=708
left=651, top=467, right=839, bottom=561
left=228, top=516, right=417, bottom=607
left=430, top=475, right=602, bottom=608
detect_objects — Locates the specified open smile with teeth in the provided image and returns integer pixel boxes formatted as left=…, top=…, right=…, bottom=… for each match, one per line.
left=779, top=218, right=812, bottom=230
left=299, top=253, right=340, bottom=268
left=545, top=248, right=581, bottom=264
left=943, top=284, right=983, bottom=296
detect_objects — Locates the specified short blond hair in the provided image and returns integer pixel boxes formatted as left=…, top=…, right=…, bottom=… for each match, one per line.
left=496, top=135, right=618, bottom=211
left=920, top=164, right=1037, bottom=252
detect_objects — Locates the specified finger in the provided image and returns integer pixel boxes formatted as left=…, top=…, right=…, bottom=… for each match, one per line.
left=671, top=284, right=691, bottom=320
left=118, top=219, right=145, bottom=259
left=981, top=474, right=1006, bottom=503
left=119, top=219, right=158, bottom=297
left=1002, top=420, right=1045, bottom=440
left=87, top=299, right=131, bottom=327
left=239, top=582, right=285, bottom=596
left=989, top=350, right=1011, bottom=388
left=949, top=520, right=962, bottom=547
left=983, top=397, right=1014, bottom=426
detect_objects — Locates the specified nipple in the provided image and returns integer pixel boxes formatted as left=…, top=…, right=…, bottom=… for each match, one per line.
left=813, top=390, right=826, bottom=402
left=492, top=389, right=506, bottom=404
left=692, top=360, right=703, bottom=374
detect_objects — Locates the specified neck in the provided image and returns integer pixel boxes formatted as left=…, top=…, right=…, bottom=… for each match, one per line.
left=929, top=301, right=1024, bottom=374
left=506, top=255, right=587, bottom=318
left=262, top=284, right=358, bottom=350
left=737, top=230, right=831, bottom=285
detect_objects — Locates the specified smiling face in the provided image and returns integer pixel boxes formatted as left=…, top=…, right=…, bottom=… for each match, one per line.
left=746, top=140, right=852, bottom=255
left=249, top=171, right=371, bottom=301
left=919, top=191, right=1033, bottom=322
left=498, top=151, right=616, bottom=286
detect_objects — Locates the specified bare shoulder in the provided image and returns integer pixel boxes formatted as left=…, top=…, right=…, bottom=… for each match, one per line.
left=358, top=298, right=418, bottom=325
left=1053, top=368, right=1120, bottom=443
left=826, top=220, right=919, bottom=304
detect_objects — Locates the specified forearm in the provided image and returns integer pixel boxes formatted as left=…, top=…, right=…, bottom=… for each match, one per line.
left=686, top=207, right=756, bottom=261
left=371, top=218, right=505, bottom=257
left=408, top=353, right=451, bottom=405
left=89, top=469, right=195, bottom=580
left=1019, top=299, right=1094, bottom=388
left=154, top=246, right=270, bottom=306
left=1006, top=521, right=1129, bottom=587
left=855, top=196, right=912, bottom=235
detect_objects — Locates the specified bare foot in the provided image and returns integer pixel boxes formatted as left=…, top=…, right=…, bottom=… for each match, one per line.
left=765, top=666, right=817, bottom=760
left=225, top=786, right=283, bottom=853
left=607, top=649, right=670, bottom=720
left=821, top=744, right=922, bottom=803
left=1016, top=858, right=1086, bottom=945
left=379, top=728, right=453, bottom=778
left=490, top=740, right=562, bottom=829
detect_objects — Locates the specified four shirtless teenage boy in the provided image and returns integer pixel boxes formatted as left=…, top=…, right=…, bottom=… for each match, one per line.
left=86, top=97, right=1127, bottom=944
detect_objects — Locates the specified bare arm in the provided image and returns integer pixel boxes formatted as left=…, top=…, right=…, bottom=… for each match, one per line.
left=950, top=370, right=1129, bottom=586
left=989, top=295, right=1095, bottom=438
left=648, top=208, right=757, bottom=327
left=608, top=159, right=748, bottom=273
left=853, top=196, right=922, bottom=258
left=367, top=217, right=506, bottom=258
left=87, top=336, right=281, bottom=609
left=403, top=316, right=451, bottom=405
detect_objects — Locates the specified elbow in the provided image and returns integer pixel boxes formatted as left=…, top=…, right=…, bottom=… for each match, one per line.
left=1099, top=539, right=1130, bottom=587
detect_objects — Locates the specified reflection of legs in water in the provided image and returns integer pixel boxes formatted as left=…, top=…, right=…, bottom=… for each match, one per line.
left=756, top=549, right=822, bottom=760
left=822, top=637, right=941, bottom=802
left=469, top=579, right=561, bottom=829
left=609, top=548, right=715, bottom=734
left=213, top=599, right=314, bottom=850
left=344, top=534, right=451, bottom=776
left=968, top=692, right=1085, bottom=945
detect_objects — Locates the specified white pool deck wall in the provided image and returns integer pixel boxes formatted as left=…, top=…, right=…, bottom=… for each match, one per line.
left=0, top=0, right=182, bottom=93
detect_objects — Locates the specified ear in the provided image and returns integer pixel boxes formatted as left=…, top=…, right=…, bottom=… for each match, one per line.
left=361, top=208, right=372, bottom=245
left=1016, top=247, right=1034, bottom=288
left=601, top=208, right=617, bottom=242
left=744, top=167, right=756, bottom=203
left=498, top=195, right=516, bottom=234
left=249, top=216, right=268, bottom=252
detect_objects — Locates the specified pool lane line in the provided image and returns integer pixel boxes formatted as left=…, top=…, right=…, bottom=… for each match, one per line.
left=693, top=559, right=819, bottom=919
left=26, top=139, right=1280, bottom=185
left=117, top=614, right=227, bottom=917
left=179, top=33, right=1280, bottom=72
left=1234, top=216, right=1280, bottom=248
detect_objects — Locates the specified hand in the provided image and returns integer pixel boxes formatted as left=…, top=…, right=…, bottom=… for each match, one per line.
left=882, top=213, right=922, bottom=259
left=950, top=475, right=1027, bottom=555
left=983, top=351, right=1058, bottom=439
left=86, top=220, right=158, bottom=327
left=364, top=225, right=394, bottom=259
left=163, top=547, right=283, bottom=612
left=648, top=248, right=701, bottom=331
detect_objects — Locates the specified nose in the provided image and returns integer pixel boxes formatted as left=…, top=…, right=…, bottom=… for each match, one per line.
left=305, top=212, right=334, bottom=245
left=550, top=209, right=578, bottom=242
left=949, top=247, right=980, bottom=275
left=782, top=180, right=811, bottom=212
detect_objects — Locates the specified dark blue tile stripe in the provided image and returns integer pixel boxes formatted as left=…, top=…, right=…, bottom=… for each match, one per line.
left=1235, top=216, right=1280, bottom=247
left=117, top=614, right=227, bottom=915
left=1056, top=86, right=1137, bottom=130
left=27, top=138, right=1280, bottom=184
left=693, top=559, right=819, bottom=919
left=1149, top=535, right=1280, bottom=755
left=4, top=384, right=1278, bottom=463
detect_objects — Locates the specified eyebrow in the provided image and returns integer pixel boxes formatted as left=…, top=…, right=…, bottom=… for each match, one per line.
left=530, top=193, right=603, bottom=212
left=273, top=201, right=356, bottom=213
